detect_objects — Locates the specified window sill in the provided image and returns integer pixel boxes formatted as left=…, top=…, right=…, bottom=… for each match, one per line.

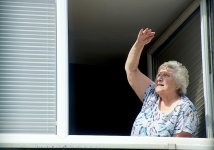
left=0, top=135, right=213, bottom=150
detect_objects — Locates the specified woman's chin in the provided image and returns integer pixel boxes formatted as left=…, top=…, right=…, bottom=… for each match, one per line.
left=155, top=88, right=165, bottom=95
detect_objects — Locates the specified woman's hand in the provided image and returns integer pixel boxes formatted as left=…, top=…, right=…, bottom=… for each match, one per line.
left=173, top=132, right=192, bottom=137
left=136, top=28, right=155, bottom=45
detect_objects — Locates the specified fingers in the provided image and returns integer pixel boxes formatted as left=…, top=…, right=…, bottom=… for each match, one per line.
left=143, top=28, right=155, bottom=36
left=138, top=28, right=155, bottom=38
left=138, top=28, right=145, bottom=36
left=137, top=27, right=155, bottom=44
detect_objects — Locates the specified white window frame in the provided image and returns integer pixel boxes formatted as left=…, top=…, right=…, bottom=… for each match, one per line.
left=200, top=0, right=214, bottom=138
left=0, top=0, right=213, bottom=149
left=56, top=0, right=69, bottom=137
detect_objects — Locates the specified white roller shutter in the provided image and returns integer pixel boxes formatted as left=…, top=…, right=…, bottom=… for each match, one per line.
left=0, top=0, right=57, bottom=134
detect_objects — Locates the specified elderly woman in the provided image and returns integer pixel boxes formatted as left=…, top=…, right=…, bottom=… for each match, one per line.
left=125, top=28, right=198, bottom=137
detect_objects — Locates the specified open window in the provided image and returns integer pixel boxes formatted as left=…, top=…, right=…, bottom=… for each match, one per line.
left=68, top=0, right=206, bottom=137
left=68, top=0, right=211, bottom=138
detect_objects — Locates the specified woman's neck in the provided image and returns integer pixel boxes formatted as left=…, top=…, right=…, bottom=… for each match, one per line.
left=159, top=93, right=180, bottom=106
left=159, top=93, right=180, bottom=113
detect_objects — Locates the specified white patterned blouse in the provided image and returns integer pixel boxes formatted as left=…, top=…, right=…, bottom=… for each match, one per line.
left=131, top=83, right=198, bottom=137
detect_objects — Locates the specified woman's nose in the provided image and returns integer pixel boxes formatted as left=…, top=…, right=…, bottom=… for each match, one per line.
left=156, top=76, right=163, bottom=82
left=158, top=78, right=162, bottom=82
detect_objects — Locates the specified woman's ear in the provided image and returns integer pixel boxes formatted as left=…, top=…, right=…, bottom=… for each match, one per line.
left=176, top=86, right=180, bottom=90
left=177, top=87, right=182, bottom=95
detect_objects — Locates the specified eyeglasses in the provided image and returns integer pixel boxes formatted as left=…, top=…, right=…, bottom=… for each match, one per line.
left=156, top=72, right=173, bottom=79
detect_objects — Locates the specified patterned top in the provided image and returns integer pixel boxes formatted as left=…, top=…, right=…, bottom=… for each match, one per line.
left=131, top=82, right=198, bottom=137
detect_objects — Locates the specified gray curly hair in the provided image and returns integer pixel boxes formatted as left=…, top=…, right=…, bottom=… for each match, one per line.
left=158, top=60, right=189, bottom=95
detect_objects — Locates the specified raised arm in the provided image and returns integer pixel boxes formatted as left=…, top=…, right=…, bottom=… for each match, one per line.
left=125, top=28, right=155, bottom=102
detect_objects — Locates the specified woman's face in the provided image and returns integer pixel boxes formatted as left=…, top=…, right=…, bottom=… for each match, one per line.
left=155, top=67, right=179, bottom=96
